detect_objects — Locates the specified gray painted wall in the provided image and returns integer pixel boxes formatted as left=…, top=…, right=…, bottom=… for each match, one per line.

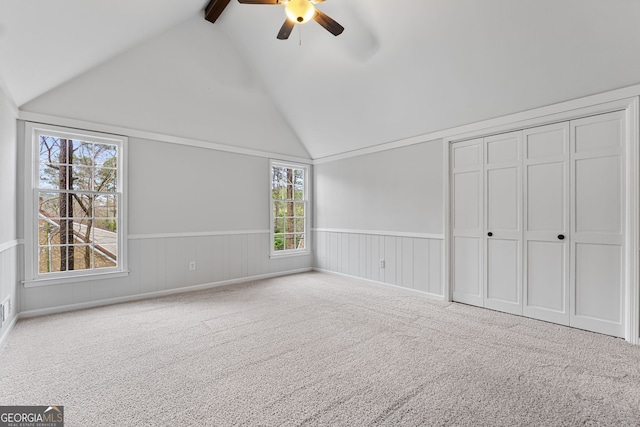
left=16, top=122, right=312, bottom=315
left=312, top=140, right=445, bottom=296
left=0, top=86, right=19, bottom=334
left=314, top=141, right=443, bottom=234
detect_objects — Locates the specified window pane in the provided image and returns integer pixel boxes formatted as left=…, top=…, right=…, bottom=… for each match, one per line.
left=274, top=201, right=287, bottom=218
left=295, top=218, right=305, bottom=233
left=39, top=246, right=61, bottom=273
left=38, top=219, right=58, bottom=245
left=39, top=162, right=61, bottom=189
left=94, top=167, right=117, bottom=192
left=273, top=217, right=284, bottom=234
left=74, top=141, right=93, bottom=165
left=274, top=233, right=284, bottom=251
left=95, top=195, right=118, bottom=218
left=284, top=217, right=295, bottom=234
left=71, top=165, right=93, bottom=191
left=294, top=185, right=304, bottom=200
left=95, top=219, right=117, bottom=233
left=73, top=218, right=94, bottom=244
left=295, top=234, right=305, bottom=249
left=40, top=136, right=61, bottom=166
left=95, top=144, right=118, bottom=168
left=294, top=202, right=305, bottom=217
left=284, top=234, right=296, bottom=250
left=70, top=194, right=92, bottom=221
left=95, top=247, right=117, bottom=269
left=70, top=245, right=93, bottom=271
left=39, top=192, right=66, bottom=218
left=39, top=240, right=97, bottom=272
left=272, top=167, right=287, bottom=199
left=93, top=226, right=117, bottom=259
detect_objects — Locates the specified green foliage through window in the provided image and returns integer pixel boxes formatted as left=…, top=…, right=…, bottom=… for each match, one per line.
left=271, top=165, right=306, bottom=252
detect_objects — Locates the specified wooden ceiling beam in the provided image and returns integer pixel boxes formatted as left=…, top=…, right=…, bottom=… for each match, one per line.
left=204, top=0, right=232, bottom=24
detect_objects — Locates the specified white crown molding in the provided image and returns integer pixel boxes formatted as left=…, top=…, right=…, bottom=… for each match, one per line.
left=313, top=228, right=444, bottom=240
left=128, top=230, right=270, bottom=240
left=18, top=111, right=312, bottom=164
left=312, top=83, right=640, bottom=165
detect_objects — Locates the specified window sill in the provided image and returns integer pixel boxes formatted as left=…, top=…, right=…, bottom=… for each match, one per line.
left=23, top=270, right=130, bottom=288
left=270, top=250, right=311, bottom=259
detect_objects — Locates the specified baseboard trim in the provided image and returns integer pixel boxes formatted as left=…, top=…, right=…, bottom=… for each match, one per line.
left=312, top=268, right=445, bottom=301
left=19, top=268, right=312, bottom=319
left=0, top=315, right=19, bottom=349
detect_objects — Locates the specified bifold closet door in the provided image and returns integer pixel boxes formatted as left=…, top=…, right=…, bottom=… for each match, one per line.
left=484, top=132, right=522, bottom=315
left=523, top=123, right=570, bottom=325
left=451, top=138, right=483, bottom=307
left=570, top=111, right=625, bottom=338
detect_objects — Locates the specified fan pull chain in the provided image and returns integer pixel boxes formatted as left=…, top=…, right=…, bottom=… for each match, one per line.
left=298, top=24, right=302, bottom=46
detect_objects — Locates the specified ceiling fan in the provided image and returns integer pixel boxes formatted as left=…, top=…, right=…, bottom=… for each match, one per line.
left=238, top=0, right=344, bottom=40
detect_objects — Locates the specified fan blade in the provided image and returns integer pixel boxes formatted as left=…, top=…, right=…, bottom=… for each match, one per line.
left=277, top=19, right=295, bottom=40
left=310, top=0, right=326, bottom=3
left=313, top=9, right=344, bottom=36
left=238, top=0, right=280, bottom=4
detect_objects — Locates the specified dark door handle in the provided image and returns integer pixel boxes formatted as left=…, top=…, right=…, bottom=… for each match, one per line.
left=487, top=232, right=493, bottom=237
left=558, top=234, right=565, bottom=240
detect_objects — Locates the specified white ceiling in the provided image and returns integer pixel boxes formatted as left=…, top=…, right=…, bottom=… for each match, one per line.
left=2, top=0, right=640, bottom=159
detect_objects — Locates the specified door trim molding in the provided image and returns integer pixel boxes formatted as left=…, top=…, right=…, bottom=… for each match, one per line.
left=443, top=95, right=640, bottom=344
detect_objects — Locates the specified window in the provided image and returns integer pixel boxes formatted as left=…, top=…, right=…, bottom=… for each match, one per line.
left=270, top=161, right=309, bottom=257
left=24, top=123, right=127, bottom=285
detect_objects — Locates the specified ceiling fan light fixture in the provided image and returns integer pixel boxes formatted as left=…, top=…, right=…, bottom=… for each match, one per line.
left=285, top=0, right=315, bottom=23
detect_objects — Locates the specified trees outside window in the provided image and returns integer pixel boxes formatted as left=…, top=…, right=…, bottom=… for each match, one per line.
left=25, top=123, right=126, bottom=284
left=270, top=161, right=309, bottom=256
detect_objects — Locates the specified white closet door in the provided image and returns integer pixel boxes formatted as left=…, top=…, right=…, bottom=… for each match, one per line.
left=484, top=131, right=522, bottom=315
left=452, top=138, right=483, bottom=307
left=570, top=111, right=625, bottom=338
left=523, top=122, right=570, bottom=325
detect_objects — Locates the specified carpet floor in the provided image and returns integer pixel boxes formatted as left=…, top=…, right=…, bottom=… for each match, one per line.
left=2, top=272, right=640, bottom=426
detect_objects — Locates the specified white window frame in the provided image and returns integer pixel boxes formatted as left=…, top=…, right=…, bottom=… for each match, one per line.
left=269, top=159, right=311, bottom=258
left=23, top=122, right=128, bottom=287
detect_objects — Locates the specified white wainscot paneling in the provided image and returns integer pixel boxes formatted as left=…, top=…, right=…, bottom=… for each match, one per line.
left=19, top=232, right=312, bottom=315
left=312, top=230, right=443, bottom=298
left=0, top=243, right=20, bottom=341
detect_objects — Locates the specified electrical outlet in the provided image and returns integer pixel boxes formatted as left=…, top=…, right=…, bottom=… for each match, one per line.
left=379, top=259, right=385, bottom=268
left=189, top=261, right=197, bottom=271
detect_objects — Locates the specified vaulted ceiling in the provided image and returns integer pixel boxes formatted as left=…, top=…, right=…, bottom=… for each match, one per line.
left=2, top=0, right=640, bottom=159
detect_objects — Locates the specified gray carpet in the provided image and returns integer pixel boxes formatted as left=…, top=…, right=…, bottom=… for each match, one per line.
left=2, top=272, right=640, bottom=426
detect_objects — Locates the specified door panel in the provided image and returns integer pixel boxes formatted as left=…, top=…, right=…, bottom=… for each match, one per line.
left=527, top=162, right=565, bottom=232
left=484, top=131, right=522, bottom=315
left=486, top=239, right=519, bottom=302
left=523, top=122, right=570, bottom=325
left=575, top=243, right=622, bottom=323
left=527, top=241, right=565, bottom=312
left=574, top=156, right=622, bottom=234
left=487, top=168, right=518, bottom=231
left=571, top=111, right=625, bottom=338
left=452, top=138, right=483, bottom=307
left=453, top=143, right=482, bottom=169
left=454, top=172, right=481, bottom=231
left=453, top=237, right=482, bottom=304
